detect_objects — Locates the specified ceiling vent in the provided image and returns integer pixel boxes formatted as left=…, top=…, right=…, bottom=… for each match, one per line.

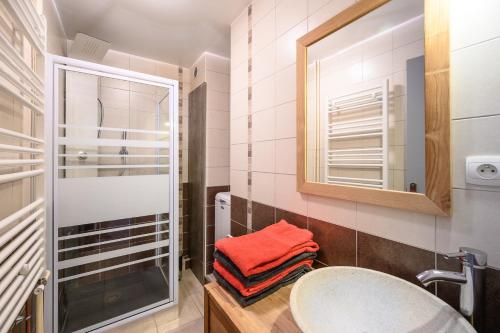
left=68, top=33, right=111, bottom=62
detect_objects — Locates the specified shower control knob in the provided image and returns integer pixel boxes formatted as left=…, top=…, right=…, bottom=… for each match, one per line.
left=78, top=151, right=88, bottom=160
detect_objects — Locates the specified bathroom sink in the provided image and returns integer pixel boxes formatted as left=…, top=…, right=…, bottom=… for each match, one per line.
left=289, top=267, right=475, bottom=333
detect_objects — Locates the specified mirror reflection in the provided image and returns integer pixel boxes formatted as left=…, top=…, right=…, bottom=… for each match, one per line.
left=306, top=0, right=425, bottom=193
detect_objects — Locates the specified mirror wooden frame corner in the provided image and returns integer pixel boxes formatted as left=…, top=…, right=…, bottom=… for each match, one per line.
left=296, top=0, right=451, bottom=216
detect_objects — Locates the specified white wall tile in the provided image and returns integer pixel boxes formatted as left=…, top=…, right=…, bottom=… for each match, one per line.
left=252, top=172, right=275, bottom=205
left=231, top=144, right=248, bottom=171
left=451, top=37, right=500, bottom=119
left=452, top=116, right=500, bottom=192
left=252, top=75, right=275, bottom=112
left=275, top=65, right=296, bottom=105
left=206, top=110, right=229, bottom=130
left=207, top=129, right=229, bottom=148
left=231, top=170, right=248, bottom=199
left=252, top=140, right=275, bottom=173
left=276, top=20, right=307, bottom=71
left=362, top=32, right=392, bottom=60
left=252, top=9, right=276, bottom=55
left=231, top=63, right=248, bottom=94
left=252, top=42, right=276, bottom=84
left=307, top=195, right=357, bottom=229
left=356, top=204, right=436, bottom=251
left=252, top=0, right=275, bottom=25
left=275, top=100, right=296, bottom=139
left=230, top=116, right=248, bottom=144
left=437, top=189, right=500, bottom=268
left=274, top=174, right=308, bottom=215
left=207, top=167, right=230, bottom=186
left=230, top=89, right=248, bottom=119
left=450, top=0, right=500, bottom=50
left=207, top=90, right=230, bottom=111
left=252, top=108, right=275, bottom=142
left=308, top=0, right=330, bottom=15
left=276, top=0, right=307, bottom=36
left=275, top=138, right=296, bottom=175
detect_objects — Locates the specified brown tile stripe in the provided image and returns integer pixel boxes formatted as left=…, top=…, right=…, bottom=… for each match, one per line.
left=178, top=67, right=184, bottom=255
left=246, top=4, right=253, bottom=232
left=230, top=195, right=500, bottom=330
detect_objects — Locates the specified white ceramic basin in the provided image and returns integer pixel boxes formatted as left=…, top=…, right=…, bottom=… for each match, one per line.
left=290, top=267, right=476, bottom=333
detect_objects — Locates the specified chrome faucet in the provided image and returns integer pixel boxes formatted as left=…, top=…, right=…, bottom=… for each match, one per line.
left=416, top=247, right=487, bottom=332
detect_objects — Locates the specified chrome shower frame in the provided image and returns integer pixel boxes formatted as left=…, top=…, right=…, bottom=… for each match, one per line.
left=44, top=55, right=179, bottom=333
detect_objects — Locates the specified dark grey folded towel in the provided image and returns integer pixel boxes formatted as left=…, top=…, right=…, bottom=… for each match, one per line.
left=214, top=250, right=316, bottom=287
left=213, top=265, right=312, bottom=307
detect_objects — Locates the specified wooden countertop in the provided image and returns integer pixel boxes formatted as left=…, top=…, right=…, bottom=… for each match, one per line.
left=204, top=281, right=301, bottom=333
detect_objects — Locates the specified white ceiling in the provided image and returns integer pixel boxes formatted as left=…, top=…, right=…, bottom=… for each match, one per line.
left=54, top=0, right=250, bottom=67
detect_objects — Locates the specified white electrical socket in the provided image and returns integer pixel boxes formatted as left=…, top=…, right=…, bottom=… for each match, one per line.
left=466, top=156, right=500, bottom=186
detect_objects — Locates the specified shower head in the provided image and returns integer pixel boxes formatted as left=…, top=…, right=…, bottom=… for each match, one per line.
left=69, top=33, right=111, bottom=62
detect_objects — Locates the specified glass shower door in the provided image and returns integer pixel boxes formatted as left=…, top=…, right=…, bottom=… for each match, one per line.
left=51, top=61, right=177, bottom=333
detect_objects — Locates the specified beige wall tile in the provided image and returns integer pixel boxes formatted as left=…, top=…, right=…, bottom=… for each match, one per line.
left=274, top=174, right=308, bottom=215
left=393, top=15, right=424, bottom=49
left=252, top=172, right=275, bottom=206
left=230, top=89, right=248, bottom=120
left=252, top=140, right=275, bottom=173
left=252, top=9, right=276, bottom=55
left=252, top=42, right=276, bottom=84
left=231, top=8, right=249, bottom=46
left=231, top=170, right=248, bottom=199
left=437, top=189, right=500, bottom=268
left=252, top=0, right=275, bottom=25
left=275, top=100, right=296, bottom=139
left=275, top=65, right=295, bottom=105
left=307, top=0, right=355, bottom=31
left=308, top=0, right=330, bottom=15
left=230, top=144, right=248, bottom=171
left=230, top=116, right=248, bottom=144
left=275, top=138, right=296, bottom=175
left=252, top=108, right=275, bottom=142
left=231, top=63, right=248, bottom=94
left=205, top=54, right=230, bottom=74
left=356, top=203, right=436, bottom=251
left=275, top=0, right=307, bottom=37
left=231, top=36, right=248, bottom=70
left=206, top=110, right=229, bottom=130
left=451, top=38, right=500, bottom=119
left=206, top=71, right=229, bottom=93
left=206, top=147, right=229, bottom=167
left=206, top=167, right=230, bottom=186
left=252, top=75, right=275, bottom=112
left=452, top=116, right=500, bottom=192
left=307, top=195, right=357, bottom=229
left=276, top=20, right=307, bottom=71
left=207, top=129, right=229, bottom=148
left=207, top=90, right=230, bottom=111
left=450, top=0, right=500, bottom=50
left=130, top=55, right=156, bottom=75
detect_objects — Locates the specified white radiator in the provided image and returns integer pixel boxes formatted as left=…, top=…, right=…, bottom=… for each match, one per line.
left=0, top=0, right=48, bottom=332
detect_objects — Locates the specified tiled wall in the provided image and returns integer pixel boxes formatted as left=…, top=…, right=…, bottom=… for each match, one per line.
left=189, top=52, right=230, bottom=278
left=229, top=0, right=500, bottom=331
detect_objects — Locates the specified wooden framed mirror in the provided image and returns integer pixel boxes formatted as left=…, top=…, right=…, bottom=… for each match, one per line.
left=296, top=0, right=450, bottom=216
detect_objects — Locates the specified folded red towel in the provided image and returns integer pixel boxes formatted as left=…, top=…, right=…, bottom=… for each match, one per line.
left=214, top=259, right=313, bottom=296
left=215, top=220, right=319, bottom=277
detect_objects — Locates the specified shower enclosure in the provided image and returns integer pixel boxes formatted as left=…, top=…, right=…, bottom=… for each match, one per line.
left=45, top=56, right=179, bottom=332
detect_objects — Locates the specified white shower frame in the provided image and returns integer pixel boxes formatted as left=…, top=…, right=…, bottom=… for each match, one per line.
left=44, top=55, right=180, bottom=333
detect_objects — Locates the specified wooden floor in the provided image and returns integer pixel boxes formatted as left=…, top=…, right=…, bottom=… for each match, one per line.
left=105, top=269, right=204, bottom=333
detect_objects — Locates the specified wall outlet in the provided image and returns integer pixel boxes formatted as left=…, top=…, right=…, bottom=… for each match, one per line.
left=466, top=156, right=500, bottom=186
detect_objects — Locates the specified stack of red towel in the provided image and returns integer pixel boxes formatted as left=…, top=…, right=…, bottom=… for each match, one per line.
left=213, top=220, right=319, bottom=307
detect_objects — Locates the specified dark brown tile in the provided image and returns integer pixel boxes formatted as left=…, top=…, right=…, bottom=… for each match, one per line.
left=182, top=232, right=190, bottom=252
left=206, top=261, right=214, bottom=275
left=182, top=182, right=189, bottom=200
left=357, top=232, right=435, bottom=289
left=252, top=201, right=275, bottom=231
left=182, top=200, right=189, bottom=216
left=485, top=267, right=500, bottom=333
left=206, top=224, right=215, bottom=246
left=231, top=195, right=247, bottom=225
left=436, top=253, right=461, bottom=311
left=206, top=244, right=215, bottom=264
left=231, top=220, right=248, bottom=237
left=206, top=185, right=230, bottom=205
left=307, top=218, right=356, bottom=266
left=276, top=208, right=307, bottom=229
left=312, top=260, right=328, bottom=269
left=206, top=206, right=215, bottom=226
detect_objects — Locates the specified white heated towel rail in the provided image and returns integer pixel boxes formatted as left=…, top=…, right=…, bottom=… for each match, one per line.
left=325, top=80, right=389, bottom=189
left=0, top=0, right=47, bottom=331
